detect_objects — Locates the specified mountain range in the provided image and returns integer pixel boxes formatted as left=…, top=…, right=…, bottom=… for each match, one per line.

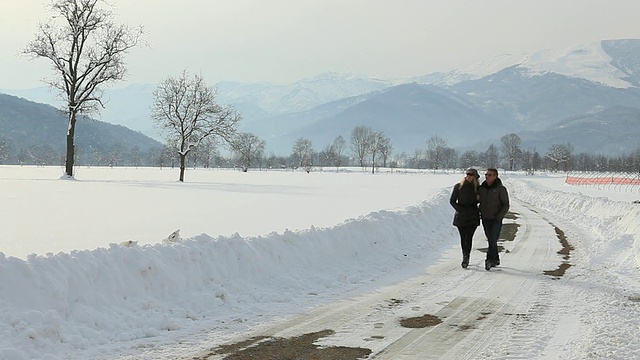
left=2, top=38, right=640, bottom=157
left=0, top=93, right=161, bottom=164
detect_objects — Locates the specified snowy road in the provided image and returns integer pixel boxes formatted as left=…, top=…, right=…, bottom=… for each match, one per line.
left=189, top=198, right=592, bottom=359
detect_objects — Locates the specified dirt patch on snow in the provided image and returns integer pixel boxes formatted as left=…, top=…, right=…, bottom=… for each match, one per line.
left=543, top=225, right=574, bottom=278
left=553, top=227, right=574, bottom=260
left=504, top=211, right=519, bottom=220
left=399, top=314, right=443, bottom=328
left=196, top=330, right=371, bottom=360
left=501, top=223, right=519, bottom=242
left=543, top=263, right=572, bottom=278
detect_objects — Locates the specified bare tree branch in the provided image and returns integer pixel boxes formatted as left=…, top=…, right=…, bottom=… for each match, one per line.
left=151, top=70, right=241, bottom=181
left=23, top=0, right=143, bottom=177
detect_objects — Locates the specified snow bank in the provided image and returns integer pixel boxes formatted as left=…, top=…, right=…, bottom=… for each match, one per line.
left=509, top=176, right=640, bottom=359
left=509, top=177, right=640, bottom=269
left=0, top=189, right=456, bottom=360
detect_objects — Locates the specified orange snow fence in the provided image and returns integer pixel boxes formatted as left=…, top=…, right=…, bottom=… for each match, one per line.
left=565, top=176, right=640, bottom=185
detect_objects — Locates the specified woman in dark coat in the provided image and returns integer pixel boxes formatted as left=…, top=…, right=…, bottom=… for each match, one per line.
left=449, top=168, right=481, bottom=268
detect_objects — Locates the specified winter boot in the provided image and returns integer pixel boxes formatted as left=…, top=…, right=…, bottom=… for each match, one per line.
left=461, top=254, right=469, bottom=269
left=485, top=259, right=493, bottom=271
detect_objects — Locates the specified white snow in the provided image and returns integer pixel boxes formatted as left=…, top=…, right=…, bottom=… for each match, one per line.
left=0, top=166, right=638, bottom=359
left=520, top=41, right=633, bottom=88
left=459, top=53, right=529, bottom=80
left=427, top=41, right=635, bottom=89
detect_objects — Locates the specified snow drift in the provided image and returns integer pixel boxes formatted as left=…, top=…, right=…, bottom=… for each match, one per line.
left=0, top=189, right=455, bottom=359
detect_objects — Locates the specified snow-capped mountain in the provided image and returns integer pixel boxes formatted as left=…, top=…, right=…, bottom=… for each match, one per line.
left=405, top=53, right=529, bottom=86
left=254, top=39, right=640, bottom=155
left=519, top=40, right=635, bottom=88
left=216, top=71, right=391, bottom=120
left=408, top=39, right=640, bottom=89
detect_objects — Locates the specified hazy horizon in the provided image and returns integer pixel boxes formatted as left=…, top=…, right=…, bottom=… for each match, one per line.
left=2, top=0, right=640, bottom=90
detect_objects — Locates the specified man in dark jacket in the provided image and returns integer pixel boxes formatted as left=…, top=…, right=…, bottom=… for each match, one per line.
left=478, top=168, right=510, bottom=270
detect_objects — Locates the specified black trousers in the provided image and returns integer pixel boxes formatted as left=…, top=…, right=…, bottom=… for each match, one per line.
left=482, top=218, right=503, bottom=263
left=457, top=225, right=477, bottom=257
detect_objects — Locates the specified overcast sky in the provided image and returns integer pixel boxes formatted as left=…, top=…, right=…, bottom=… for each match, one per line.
left=2, top=0, right=640, bottom=90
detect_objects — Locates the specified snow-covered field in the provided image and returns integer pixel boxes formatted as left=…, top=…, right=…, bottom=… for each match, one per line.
left=0, top=166, right=638, bottom=359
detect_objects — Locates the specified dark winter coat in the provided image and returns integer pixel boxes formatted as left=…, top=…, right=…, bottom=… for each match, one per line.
left=450, top=181, right=480, bottom=228
left=478, top=177, right=510, bottom=220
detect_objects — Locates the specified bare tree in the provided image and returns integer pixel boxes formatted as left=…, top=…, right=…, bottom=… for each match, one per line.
left=320, top=144, right=334, bottom=167
left=28, top=144, right=60, bottom=166
left=106, top=142, right=125, bottom=167
left=521, top=148, right=542, bottom=175
left=130, top=146, right=142, bottom=167
left=188, top=137, right=223, bottom=169
left=574, top=153, right=594, bottom=172
left=410, top=149, right=427, bottom=169
left=501, top=133, right=522, bottom=171
left=151, top=70, right=241, bottom=181
left=193, top=138, right=218, bottom=168
left=546, top=143, right=573, bottom=172
left=426, top=135, right=447, bottom=170
left=521, top=150, right=533, bottom=175
left=482, top=144, right=500, bottom=168
left=88, top=146, right=103, bottom=166
left=231, top=132, right=266, bottom=172
left=149, top=145, right=177, bottom=169
left=264, top=152, right=278, bottom=169
left=331, top=135, right=347, bottom=170
left=351, top=126, right=373, bottom=169
left=441, top=147, right=459, bottom=169
left=532, top=149, right=543, bottom=172
left=376, top=133, right=393, bottom=168
left=24, top=0, right=143, bottom=177
left=460, top=150, right=480, bottom=169
left=0, top=136, right=11, bottom=164
left=370, top=132, right=392, bottom=173
left=291, top=138, right=315, bottom=173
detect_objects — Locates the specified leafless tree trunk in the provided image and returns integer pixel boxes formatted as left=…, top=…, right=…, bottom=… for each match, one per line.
left=501, top=133, right=522, bottom=171
left=24, top=0, right=142, bottom=177
left=151, top=70, right=241, bottom=181
left=231, top=132, right=266, bottom=172
left=0, top=136, right=10, bottom=164
left=291, top=138, right=315, bottom=172
left=426, top=135, right=447, bottom=170
left=374, top=132, right=392, bottom=170
left=546, top=143, right=574, bottom=172
left=380, top=147, right=392, bottom=167
left=351, top=126, right=373, bottom=170
left=369, top=132, right=384, bottom=174
left=482, top=144, right=500, bottom=169
left=332, top=135, right=346, bottom=170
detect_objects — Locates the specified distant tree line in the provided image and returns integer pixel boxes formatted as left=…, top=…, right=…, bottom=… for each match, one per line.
left=1, top=130, right=639, bottom=175
left=1, top=129, right=639, bottom=176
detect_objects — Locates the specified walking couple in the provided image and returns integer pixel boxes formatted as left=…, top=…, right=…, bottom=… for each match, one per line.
left=449, top=168, right=509, bottom=270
